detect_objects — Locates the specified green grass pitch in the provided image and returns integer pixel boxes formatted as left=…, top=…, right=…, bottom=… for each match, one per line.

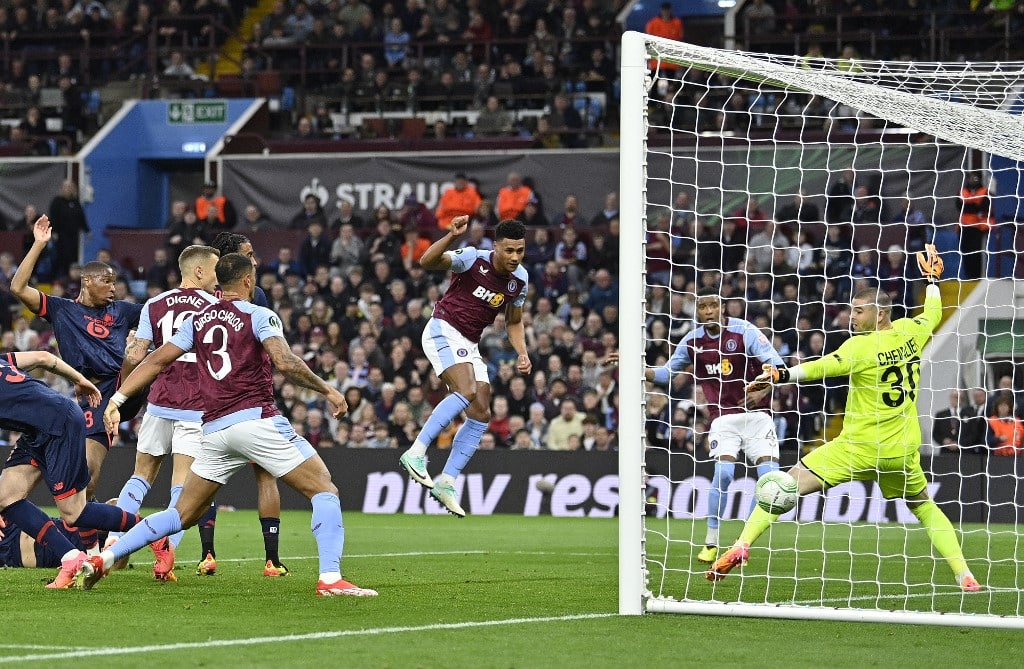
left=1, top=511, right=1020, bottom=668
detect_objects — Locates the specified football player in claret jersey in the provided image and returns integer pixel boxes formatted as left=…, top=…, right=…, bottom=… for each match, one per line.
left=399, top=215, right=531, bottom=517
left=193, top=232, right=287, bottom=577
left=85, top=253, right=376, bottom=596
left=107, top=245, right=220, bottom=580
left=708, top=245, right=980, bottom=592
left=640, top=285, right=785, bottom=564
left=10, top=215, right=143, bottom=497
left=0, top=351, right=162, bottom=588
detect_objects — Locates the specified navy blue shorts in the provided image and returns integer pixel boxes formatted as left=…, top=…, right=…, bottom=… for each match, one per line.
left=0, top=529, right=22, bottom=567
left=4, top=398, right=89, bottom=501
left=80, top=378, right=118, bottom=447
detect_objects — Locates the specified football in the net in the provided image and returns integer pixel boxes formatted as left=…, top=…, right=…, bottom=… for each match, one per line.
left=754, top=471, right=799, bottom=514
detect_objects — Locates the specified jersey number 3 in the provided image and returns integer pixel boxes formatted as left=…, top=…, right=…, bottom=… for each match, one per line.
left=880, top=358, right=920, bottom=408
left=203, top=325, right=233, bottom=380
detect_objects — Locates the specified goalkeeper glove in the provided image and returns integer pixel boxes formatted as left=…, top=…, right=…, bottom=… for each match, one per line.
left=916, top=243, right=943, bottom=283
left=746, top=364, right=790, bottom=393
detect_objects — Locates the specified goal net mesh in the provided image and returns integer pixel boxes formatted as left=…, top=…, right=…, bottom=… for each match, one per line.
left=630, top=34, right=1024, bottom=626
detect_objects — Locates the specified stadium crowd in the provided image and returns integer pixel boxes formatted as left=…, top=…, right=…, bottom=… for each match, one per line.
left=0, top=172, right=623, bottom=454
left=3, top=0, right=1018, bottom=152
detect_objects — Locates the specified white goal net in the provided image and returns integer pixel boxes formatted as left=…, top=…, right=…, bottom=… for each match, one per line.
left=618, top=31, right=1024, bottom=628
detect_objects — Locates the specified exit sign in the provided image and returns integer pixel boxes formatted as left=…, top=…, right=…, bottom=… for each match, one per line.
left=167, top=100, right=227, bottom=124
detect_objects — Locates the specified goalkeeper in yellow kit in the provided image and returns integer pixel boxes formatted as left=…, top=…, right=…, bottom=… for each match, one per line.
left=707, top=245, right=981, bottom=592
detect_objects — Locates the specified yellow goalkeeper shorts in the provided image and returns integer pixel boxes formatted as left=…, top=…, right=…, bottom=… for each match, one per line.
left=800, top=438, right=928, bottom=499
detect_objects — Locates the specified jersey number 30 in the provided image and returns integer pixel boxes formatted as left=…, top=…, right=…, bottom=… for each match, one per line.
left=880, top=358, right=920, bottom=408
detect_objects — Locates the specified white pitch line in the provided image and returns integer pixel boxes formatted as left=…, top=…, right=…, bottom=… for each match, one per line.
left=0, top=613, right=618, bottom=664
left=0, top=645, right=91, bottom=651
left=132, top=549, right=617, bottom=566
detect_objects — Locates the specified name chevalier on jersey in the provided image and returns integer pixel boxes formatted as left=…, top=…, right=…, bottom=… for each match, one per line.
left=193, top=308, right=245, bottom=332
left=876, top=338, right=919, bottom=365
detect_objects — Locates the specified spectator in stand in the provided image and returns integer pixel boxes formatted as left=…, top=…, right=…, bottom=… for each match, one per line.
left=400, top=227, right=431, bottom=272
left=470, top=199, right=499, bottom=229
left=775, top=189, right=821, bottom=228
left=552, top=194, right=584, bottom=229
left=644, top=3, right=684, bottom=70
left=332, top=200, right=368, bottom=234
left=145, top=247, right=172, bottom=290
left=727, top=196, right=767, bottom=234
left=526, top=401, right=549, bottom=448
left=747, top=219, right=789, bottom=273
left=520, top=196, right=549, bottom=227
left=590, top=191, right=619, bottom=228
left=290, top=193, right=328, bottom=230
left=585, top=268, right=618, bottom=315
left=743, top=0, right=777, bottom=35
left=167, top=209, right=207, bottom=261
left=497, top=171, right=533, bottom=221
left=545, top=398, right=585, bottom=450
left=330, top=222, right=365, bottom=277
left=957, top=172, right=994, bottom=280
left=266, top=246, right=303, bottom=280
left=398, top=196, right=438, bottom=236
left=988, top=397, right=1023, bottom=456
left=194, top=181, right=236, bottom=232
left=239, top=204, right=278, bottom=232
left=383, top=17, right=410, bottom=67
left=47, top=180, right=89, bottom=278
left=851, top=184, right=881, bottom=224
left=826, top=170, right=855, bottom=224
left=436, top=172, right=482, bottom=230
left=987, top=375, right=1022, bottom=418
left=554, top=226, right=587, bottom=290
left=932, top=390, right=967, bottom=454
left=298, top=220, right=331, bottom=278
left=524, top=226, right=556, bottom=281
left=960, top=387, right=990, bottom=453
left=877, top=244, right=912, bottom=316
left=455, top=221, right=493, bottom=252
left=548, top=93, right=584, bottom=148
left=345, top=423, right=371, bottom=448
left=474, top=95, right=514, bottom=136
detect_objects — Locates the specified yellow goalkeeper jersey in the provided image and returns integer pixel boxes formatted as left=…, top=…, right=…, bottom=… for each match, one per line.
left=797, top=290, right=941, bottom=458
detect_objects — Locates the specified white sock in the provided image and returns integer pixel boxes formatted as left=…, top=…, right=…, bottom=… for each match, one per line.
left=705, top=527, right=720, bottom=546
left=436, top=473, right=455, bottom=487
left=320, top=571, right=342, bottom=583
left=60, top=549, right=80, bottom=563
left=100, top=550, right=116, bottom=571
left=408, top=440, right=428, bottom=457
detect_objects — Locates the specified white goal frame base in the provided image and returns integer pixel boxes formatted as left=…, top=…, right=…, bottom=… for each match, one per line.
left=646, top=597, right=1024, bottom=630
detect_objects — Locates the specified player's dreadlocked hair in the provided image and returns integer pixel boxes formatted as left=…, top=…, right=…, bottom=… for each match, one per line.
left=210, top=232, right=251, bottom=256
left=494, top=219, right=526, bottom=241
left=215, top=252, right=254, bottom=287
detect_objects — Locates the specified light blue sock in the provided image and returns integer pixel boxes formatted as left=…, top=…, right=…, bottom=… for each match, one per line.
left=167, top=485, right=185, bottom=548
left=756, top=460, right=780, bottom=479
left=708, top=461, right=736, bottom=531
left=109, top=475, right=151, bottom=541
left=442, top=418, right=488, bottom=479
left=414, top=392, right=470, bottom=447
left=311, top=492, right=345, bottom=576
left=749, top=460, right=782, bottom=514
left=116, top=476, right=151, bottom=515
left=110, top=508, right=182, bottom=562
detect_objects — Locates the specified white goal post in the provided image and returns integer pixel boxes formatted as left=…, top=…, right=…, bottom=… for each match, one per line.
left=618, top=30, right=1024, bottom=628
